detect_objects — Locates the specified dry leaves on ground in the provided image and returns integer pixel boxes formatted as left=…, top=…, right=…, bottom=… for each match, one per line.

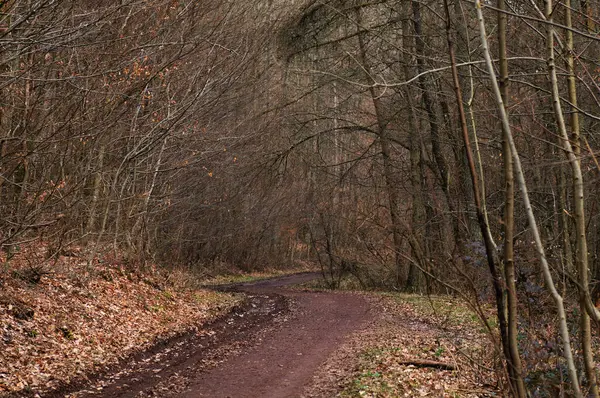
left=0, top=244, right=241, bottom=396
left=304, top=292, right=500, bottom=398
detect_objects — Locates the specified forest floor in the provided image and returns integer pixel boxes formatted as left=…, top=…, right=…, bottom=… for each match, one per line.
left=0, top=243, right=305, bottom=397
left=1, top=245, right=499, bottom=397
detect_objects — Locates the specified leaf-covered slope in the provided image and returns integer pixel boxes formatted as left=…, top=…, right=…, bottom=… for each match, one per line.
left=0, top=246, right=241, bottom=395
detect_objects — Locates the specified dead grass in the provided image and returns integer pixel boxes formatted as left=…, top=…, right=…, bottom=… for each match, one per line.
left=304, top=291, right=501, bottom=398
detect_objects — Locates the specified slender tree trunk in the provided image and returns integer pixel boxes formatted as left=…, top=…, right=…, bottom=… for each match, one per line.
left=561, top=1, right=599, bottom=395
left=453, top=1, right=494, bottom=247
left=132, top=136, right=168, bottom=258
left=412, top=0, right=459, bottom=250
left=401, top=17, right=426, bottom=291
left=558, top=167, right=574, bottom=275
left=16, top=50, right=32, bottom=215
left=580, top=0, right=595, bottom=33
left=497, top=1, right=526, bottom=395
left=355, top=5, right=406, bottom=287
left=0, top=138, right=5, bottom=201
left=474, top=1, right=582, bottom=395
left=443, top=2, right=516, bottom=392
left=449, top=1, right=479, bottom=239
left=85, top=144, right=105, bottom=237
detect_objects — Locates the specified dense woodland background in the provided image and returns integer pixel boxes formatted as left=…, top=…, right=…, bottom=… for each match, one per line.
left=2, top=0, right=600, bottom=396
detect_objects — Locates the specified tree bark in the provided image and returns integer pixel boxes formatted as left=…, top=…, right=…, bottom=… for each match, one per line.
left=497, top=0, right=526, bottom=395
left=355, top=5, right=407, bottom=287
left=443, top=2, right=517, bottom=394
left=85, top=144, right=105, bottom=238
left=474, top=1, right=582, bottom=395
left=412, top=0, right=459, bottom=249
left=401, top=16, right=426, bottom=291
left=560, top=1, right=599, bottom=395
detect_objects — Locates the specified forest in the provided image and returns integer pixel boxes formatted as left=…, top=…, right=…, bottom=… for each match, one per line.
left=1, top=0, right=600, bottom=396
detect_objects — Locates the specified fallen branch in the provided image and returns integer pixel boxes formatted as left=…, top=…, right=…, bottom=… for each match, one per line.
left=398, top=359, right=456, bottom=371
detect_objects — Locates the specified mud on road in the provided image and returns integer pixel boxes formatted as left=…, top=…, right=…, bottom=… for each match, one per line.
left=44, top=273, right=373, bottom=398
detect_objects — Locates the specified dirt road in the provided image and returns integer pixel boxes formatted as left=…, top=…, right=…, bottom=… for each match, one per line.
left=50, top=273, right=373, bottom=398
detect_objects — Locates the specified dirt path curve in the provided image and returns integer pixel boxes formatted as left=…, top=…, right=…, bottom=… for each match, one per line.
left=182, top=275, right=372, bottom=398
left=49, top=273, right=372, bottom=398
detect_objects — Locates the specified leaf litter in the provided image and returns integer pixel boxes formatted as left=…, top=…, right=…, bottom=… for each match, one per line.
left=0, top=243, right=241, bottom=396
left=303, top=292, right=500, bottom=398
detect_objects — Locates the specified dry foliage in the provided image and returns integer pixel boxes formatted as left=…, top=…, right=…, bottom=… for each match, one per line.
left=304, top=292, right=499, bottom=398
left=0, top=244, right=241, bottom=395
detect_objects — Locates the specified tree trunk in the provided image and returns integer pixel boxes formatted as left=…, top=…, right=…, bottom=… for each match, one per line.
left=498, top=0, right=526, bottom=395
left=474, top=1, right=582, bottom=395
left=561, top=1, right=598, bottom=395
left=443, top=2, right=516, bottom=393
left=355, top=5, right=406, bottom=287
left=412, top=0, right=459, bottom=250
left=85, top=144, right=105, bottom=238
left=402, top=16, right=426, bottom=291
